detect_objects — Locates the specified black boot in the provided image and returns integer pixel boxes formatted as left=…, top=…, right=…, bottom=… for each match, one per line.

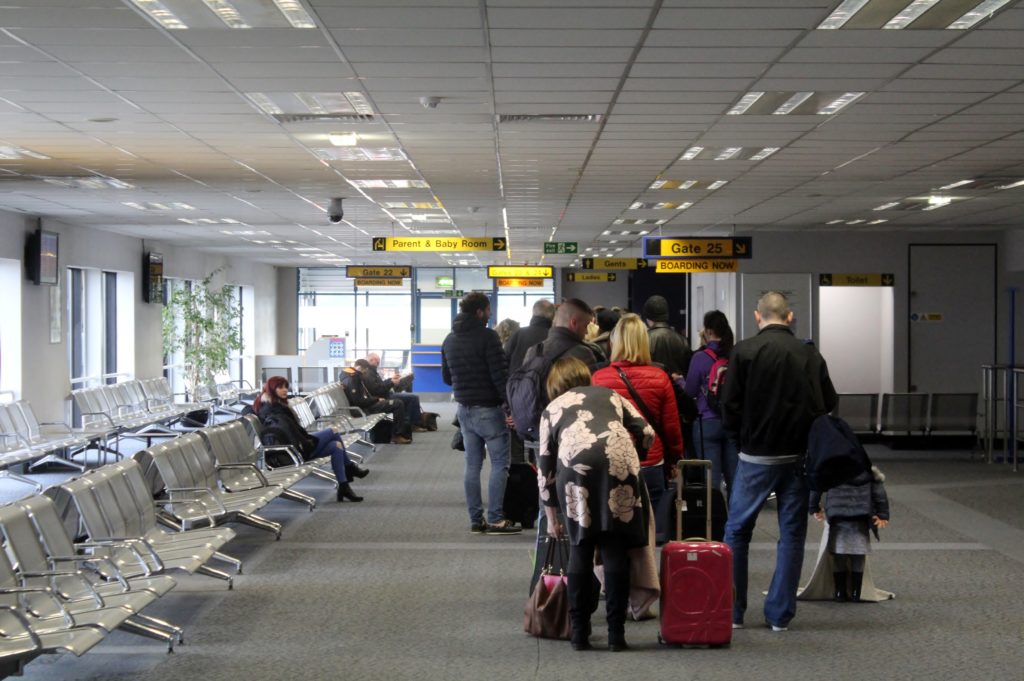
left=833, top=572, right=848, bottom=602
left=346, top=462, right=369, bottom=479
left=604, top=571, right=630, bottom=652
left=850, top=572, right=864, bottom=602
left=337, top=483, right=363, bottom=502
left=567, top=572, right=593, bottom=651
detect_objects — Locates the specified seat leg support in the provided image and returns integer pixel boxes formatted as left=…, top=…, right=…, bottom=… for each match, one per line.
left=236, top=512, right=282, bottom=540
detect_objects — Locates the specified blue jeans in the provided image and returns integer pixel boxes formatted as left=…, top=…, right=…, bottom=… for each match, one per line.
left=311, top=428, right=351, bottom=483
left=696, top=418, right=738, bottom=494
left=641, top=465, right=665, bottom=541
left=724, top=459, right=808, bottom=628
left=458, top=404, right=511, bottom=526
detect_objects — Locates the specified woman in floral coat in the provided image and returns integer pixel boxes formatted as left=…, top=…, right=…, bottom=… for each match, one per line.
left=538, top=357, right=654, bottom=652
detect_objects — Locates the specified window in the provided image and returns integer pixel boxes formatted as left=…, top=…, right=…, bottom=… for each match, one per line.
left=68, top=266, right=134, bottom=391
left=0, top=258, right=23, bottom=397
left=228, top=285, right=255, bottom=387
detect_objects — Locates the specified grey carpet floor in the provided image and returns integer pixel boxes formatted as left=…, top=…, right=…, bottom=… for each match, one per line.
left=9, top=406, right=1024, bottom=680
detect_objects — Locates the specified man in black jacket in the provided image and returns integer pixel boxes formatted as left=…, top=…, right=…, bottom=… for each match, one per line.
left=342, top=363, right=412, bottom=444
left=643, top=294, right=692, bottom=378
left=720, top=291, right=837, bottom=633
left=362, top=353, right=427, bottom=432
left=504, top=299, right=554, bottom=372
left=442, top=292, right=520, bottom=535
left=522, top=298, right=598, bottom=371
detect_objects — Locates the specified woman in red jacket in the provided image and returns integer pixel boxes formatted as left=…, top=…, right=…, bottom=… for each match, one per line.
left=593, top=313, right=684, bottom=543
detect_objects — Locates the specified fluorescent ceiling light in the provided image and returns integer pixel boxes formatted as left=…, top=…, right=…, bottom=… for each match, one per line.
left=707, top=180, right=728, bottom=190
left=247, top=92, right=283, bottom=115
left=328, top=132, right=358, bottom=147
left=817, top=0, right=871, bottom=29
left=681, top=146, right=704, bottom=160
left=874, top=202, right=900, bottom=211
left=384, top=201, right=439, bottom=209
left=716, top=147, right=743, bottom=160
left=750, top=147, right=780, bottom=161
left=817, top=92, right=864, bottom=115
left=884, top=0, right=942, bottom=29
left=997, top=179, right=1024, bottom=190
left=0, top=145, right=49, bottom=160
left=178, top=218, right=197, bottom=225
left=123, top=202, right=146, bottom=210
left=923, top=195, right=952, bottom=210
left=949, top=0, right=1013, bottom=29
left=130, top=0, right=187, bottom=29
left=938, top=179, right=974, bottom=190
left=826, top=219, right=844, bottom=225
left=352, top=179, right=428, bottom=189
left=773, top=92, right=814, bottom=115
left=172, top=202, right=196, bottom=211
left=272, top=0, right=317, bottom=28
left=202, top=0, right=250, bottom=28
left=868, top=219, right=888, bottom=225
left=727, top=92, right=764, bottom=115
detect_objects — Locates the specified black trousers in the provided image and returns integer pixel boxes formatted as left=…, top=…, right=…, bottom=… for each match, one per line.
left=368, top=398, right=409, bottom=436
left=568, top=534, right=630, bottom=575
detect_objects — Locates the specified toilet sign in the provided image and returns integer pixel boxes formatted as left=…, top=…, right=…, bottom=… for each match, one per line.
left=819, top=273, right=894, bottom=287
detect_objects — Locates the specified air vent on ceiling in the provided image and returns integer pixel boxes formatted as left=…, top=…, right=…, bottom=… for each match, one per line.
left=497, top=114, right=603, bottom=123
left=273, top=114, right=376, bottom=124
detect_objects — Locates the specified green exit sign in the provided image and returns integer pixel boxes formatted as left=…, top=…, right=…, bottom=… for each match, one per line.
left=543, top=241, right=578, bottom=255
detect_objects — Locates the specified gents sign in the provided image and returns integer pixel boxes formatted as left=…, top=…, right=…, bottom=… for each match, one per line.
left=372, top=236, right=506, bottom=252
left=566, top=272, right=617, bottom=283
left=346, top=266, right=411, bottom=278
left=487, top=265, right=553, bottom=278
left=819, top=273, right=895, bottom=287
left=496, top=278, right=545, bottom=288
left=581, top=258, right=648, bottom=270
left=354, top=278, right=404, bottom=287
left=643, top=236, right=752, bottom=259
left=655, top=259, right=738, bottom=273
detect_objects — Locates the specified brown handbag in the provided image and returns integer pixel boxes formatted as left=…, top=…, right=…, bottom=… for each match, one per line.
left=523, top=539, right=572, bottom=640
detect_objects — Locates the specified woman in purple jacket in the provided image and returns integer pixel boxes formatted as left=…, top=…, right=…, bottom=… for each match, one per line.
left=683, top=310, right=738, bottom=495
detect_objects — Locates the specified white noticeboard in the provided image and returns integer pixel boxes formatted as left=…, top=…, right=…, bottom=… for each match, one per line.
left=738, top=273, right=813, bottom=341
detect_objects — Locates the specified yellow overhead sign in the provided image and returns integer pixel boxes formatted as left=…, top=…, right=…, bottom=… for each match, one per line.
left=580, top=258, right=648, bottom=270
left=643, top=236, right=752, bottom=259
left=655, top=259, right=738, bottom=273
left=487, top=266, right=553, bottom=278
left=372, top=236, right=506, bottom=252
left=819, top=273, right=894, bottom=287
left=354, top=278, right=405, bottom=287
left=496, top=278, right=545, bottom=288
left=566, top=272, right=618, bottom=283
left=346, top=266, right=411, bottom=278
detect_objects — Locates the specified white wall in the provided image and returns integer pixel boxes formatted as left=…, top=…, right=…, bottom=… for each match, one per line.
left=819, top=287, right=895, bottom=394
left=0, top=258, right=22, bottom=397
left=0, top=210, right=278, bottom=422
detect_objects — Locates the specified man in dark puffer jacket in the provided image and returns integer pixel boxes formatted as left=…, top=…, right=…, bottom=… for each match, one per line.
left=441, top=292, right=520, bottom=535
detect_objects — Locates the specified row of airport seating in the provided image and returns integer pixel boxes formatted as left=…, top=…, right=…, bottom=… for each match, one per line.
left=0, top=379, right=386, bottom=674
left=834, top=392, right=979, bottom=437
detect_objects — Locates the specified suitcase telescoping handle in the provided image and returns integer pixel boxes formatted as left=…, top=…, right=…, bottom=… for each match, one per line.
left=675, top=459, right=713, bottom=542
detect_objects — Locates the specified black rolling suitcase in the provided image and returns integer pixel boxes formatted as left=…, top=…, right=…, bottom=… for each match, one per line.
left=658, top=473, right=728, bottom=544
left=503, top=462, right=539, bottom=529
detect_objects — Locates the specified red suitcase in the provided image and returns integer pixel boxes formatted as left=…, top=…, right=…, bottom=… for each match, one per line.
left=659, top=460, right=733, bottom=646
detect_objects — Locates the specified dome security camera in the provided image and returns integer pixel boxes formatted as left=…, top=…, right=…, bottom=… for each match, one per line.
left=328, top=197, right=344, bottom=223
left=419, top=96, right=441, bottom=109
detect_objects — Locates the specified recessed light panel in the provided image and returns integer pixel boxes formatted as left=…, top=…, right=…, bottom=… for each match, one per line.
left=247, top=92, right=373, bottom=116
left=314, top=148, right=407, bottom=162
left=0, top=145, right=50, bottom=160
left=817, top=0, right=1010, bottom=30
left=727, top=91, right=863, bottom=116
left=351, top=179, right=430, bottom=189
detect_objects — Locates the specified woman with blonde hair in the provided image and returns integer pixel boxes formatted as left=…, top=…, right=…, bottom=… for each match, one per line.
left=593, top=313, right=684, bottom=528
left=538, top=357, right=654, bottom=652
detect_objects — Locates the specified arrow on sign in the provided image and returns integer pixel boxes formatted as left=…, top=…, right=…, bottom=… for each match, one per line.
left=820, top=274, right=832, bottom=286
left=565, top=243, right=577, bottom=253
left=735, top=242, right=748, bottom=255
left=609, top=273, right=617, bottom=282
left=372, top=237, right=386, bottom=251
left=492, top=238, right=507, bottom=251
left=637, top=259, right=648, bottom=269
left=882, top=273, right=894, bottom=286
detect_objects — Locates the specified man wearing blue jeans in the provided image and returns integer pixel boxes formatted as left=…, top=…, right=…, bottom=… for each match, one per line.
left=720, top=292, right=836, bottom=631
left=441, top=292, right=520, bottom=535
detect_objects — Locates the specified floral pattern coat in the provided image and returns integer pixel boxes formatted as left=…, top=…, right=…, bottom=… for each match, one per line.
left=538, top=385, right=655, bottom=547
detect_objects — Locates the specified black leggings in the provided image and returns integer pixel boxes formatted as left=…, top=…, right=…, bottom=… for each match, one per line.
left=569, top=535, right=631, bottom=575
left=834, top=553, right=866, bottom=572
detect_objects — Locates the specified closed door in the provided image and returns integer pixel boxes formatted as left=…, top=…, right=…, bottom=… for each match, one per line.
left=909, top=244, right=996, bottom=393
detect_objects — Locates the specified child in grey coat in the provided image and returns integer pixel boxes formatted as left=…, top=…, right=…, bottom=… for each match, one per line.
left=809, top=465, right=890, bottom=602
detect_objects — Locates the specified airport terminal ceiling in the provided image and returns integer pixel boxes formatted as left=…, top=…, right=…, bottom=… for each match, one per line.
left=1, top=0, right=1023, bottom=269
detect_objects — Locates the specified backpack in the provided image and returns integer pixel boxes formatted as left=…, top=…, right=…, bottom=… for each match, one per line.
left=507, top=342, right=569, bottom=441
left=701, top=347, right=730, bottom=414
left=805, top=414, right=871, bottom=492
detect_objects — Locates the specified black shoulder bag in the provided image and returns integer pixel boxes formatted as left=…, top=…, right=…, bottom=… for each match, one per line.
left=615, top=368, right=669, bottom=452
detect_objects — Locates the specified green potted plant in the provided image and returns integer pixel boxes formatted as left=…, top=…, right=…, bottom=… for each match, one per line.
left=161, top=269, right=243, bottom=398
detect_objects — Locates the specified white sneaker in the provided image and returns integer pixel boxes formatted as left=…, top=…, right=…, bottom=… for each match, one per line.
left=769, top=624, right=788, bottom=632
left=732, top=623, right=744, bottom=630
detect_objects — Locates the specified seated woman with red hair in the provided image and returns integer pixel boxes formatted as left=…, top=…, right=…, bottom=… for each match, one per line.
left=254, top=376, right=368, bottom=502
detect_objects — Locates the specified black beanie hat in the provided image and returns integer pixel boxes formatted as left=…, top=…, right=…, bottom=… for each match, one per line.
left=643, top=295, right=669, bottom=322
